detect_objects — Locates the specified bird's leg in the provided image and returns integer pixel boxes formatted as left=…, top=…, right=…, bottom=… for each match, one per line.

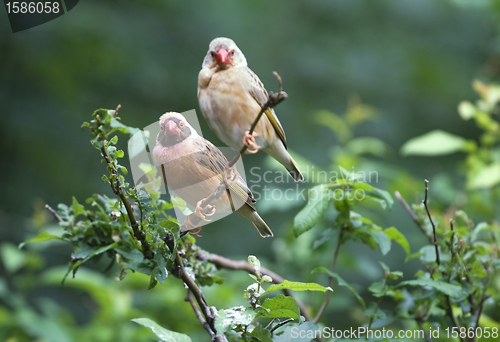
left=190, top=226, right=203, bottom=237
left=183, top=215, right=203, bottom=237
left=181, top=199, right=216, bottom=237
left=194, top=198, right=216, bottom=222
left=243, top=131, right=260, bottom=154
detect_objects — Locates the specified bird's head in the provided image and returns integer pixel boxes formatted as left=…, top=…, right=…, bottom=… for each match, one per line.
left=202, top=37, right=247, bottom=70
left=157, top=112, right=196, bottom=147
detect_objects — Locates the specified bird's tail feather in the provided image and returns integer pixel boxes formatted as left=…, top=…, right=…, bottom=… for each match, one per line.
left=286, top=156, right=304, bottom=182
left=251, top=212, right=273, bottom=238
left=263, top=143, right=304, bottom=182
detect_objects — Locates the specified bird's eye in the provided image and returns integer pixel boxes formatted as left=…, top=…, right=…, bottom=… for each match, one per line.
left=230, top=50, right=235, bottom=56
left=210, top=51, right=216, bottom=58
left=178, top=121, right=184, bottom=129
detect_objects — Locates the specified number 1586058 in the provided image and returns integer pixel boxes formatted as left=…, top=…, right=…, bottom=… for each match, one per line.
left=5, top=2, right=60, bottom=14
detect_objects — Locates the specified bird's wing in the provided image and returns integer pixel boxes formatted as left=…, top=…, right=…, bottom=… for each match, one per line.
left=245, top=67, right=287, bottom=149
left=193, top=138, right=256, bottom=210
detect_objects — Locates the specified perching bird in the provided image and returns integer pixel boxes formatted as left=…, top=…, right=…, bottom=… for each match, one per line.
left=198, top=37, right=304, bottom=182
left=152, top=112, right=273, bottom=237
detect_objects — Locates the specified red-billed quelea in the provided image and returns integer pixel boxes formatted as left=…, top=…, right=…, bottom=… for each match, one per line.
left=152, top=112, right=273, bottom=237
left=198, top=37, right=304, bottom=182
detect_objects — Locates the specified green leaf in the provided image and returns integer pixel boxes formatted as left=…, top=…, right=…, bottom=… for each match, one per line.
left=458, top=101, right=477, bottom=120
left=338, top=165, right=366, bottom=182
left=368, top=280, right=386, bottom=297
left=294, top=184, right=330, bottom=237
left=419, top=245, right=438, bottom=263
left=248, top=255, right=261, bottom=273
left=315, top=110, right=352, bottom=143
left=273, top=321, right=319, bottom=342
left=384, top=227, right=411, bottom=257
left=396, top=279, right=465, bottom=299
left=401, top=130, right=467, bottom=156
left=152, top=252, right=169, bottom=285
left=1, top=243, right=27, bottom=273
left=110, top=118, right=140, bottom=136
left=312, top=267, right=365, bottom=309
left=250, top=326, right=272, bottom=342
left=72, top=197, right=85, bottom=218
left=379, top=261, right=390, bottom=273
left=467, top=163, right=500, bottom=190
left=66, top=243, right=119, bottom=283
left=366, top=230, right=391, bottom=255
left=262, top=280, right=332, bottom=297
left=257, top=294, right=300, bottom=319
left=376, top=261, right=403, bottom=280
left=171, top=196, right=188, bottom=213
left=472, top=222, right=499, bottom=242
left=215, top=306, right=256, bottom=334
left=313, top=228, right=335, bottom=249
left=352, top=182, right=393, bottom=210
left=131, top=318, right=191, bottom=342
left=346, top=137, right=387, bottom=156
left=109, top=135, right=119, bottom=145
left=261, top=275, right=273, bottom=283
left=138, top=163, right=158, bottom=178
left=19, top=232, right=63, bottom=249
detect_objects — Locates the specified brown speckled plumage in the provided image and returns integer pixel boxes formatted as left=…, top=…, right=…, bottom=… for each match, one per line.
left=153, top=112, right=273, bottom=237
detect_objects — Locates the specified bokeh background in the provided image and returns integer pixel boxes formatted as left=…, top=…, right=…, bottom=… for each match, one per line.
left=1, top=0, right=499, bottom=341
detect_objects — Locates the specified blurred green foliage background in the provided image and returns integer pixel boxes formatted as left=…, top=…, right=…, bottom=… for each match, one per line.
left=1, top=0, right=499, bottom=341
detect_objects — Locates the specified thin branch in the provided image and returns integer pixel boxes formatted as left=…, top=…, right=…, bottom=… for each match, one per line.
left=269, top=318, right=294, bottom=333
left=474, top=260, right=493, bottom=329
left=180, top=72, right=288, bottom=233
left=450, top=219, right=455, bottom=256
left=228, top=71, right=287, bottom=168
left=45, top=204, right=63, bottom=223
left=313, top=227, right=344, bottom=324
left=195, top=250, right=313, bottom=323
left=394, top=191, right=433, bottom=244
left=186, top=290, right=214, bottom=338
left=264, top=318, right=276, bottom=330
left=447, top=218, right=473, bottom=328
left=101, top=144, right=152, bottom=259
left=165, top=235, right=227, bottom=342
left=415, top=318, right=433, bottom=342
left=447, top=220, right=456, bottom=283
left=197, top=250, right=284, bottom=282
left=474, top=294, right=491, bottom=329
left=447, top=219, right=475, bottom=329
left=423, top=180, right=440, bottom=265
left=367, top=275, right=388, bottom=330
left=446, top=295, right=462, bottom=339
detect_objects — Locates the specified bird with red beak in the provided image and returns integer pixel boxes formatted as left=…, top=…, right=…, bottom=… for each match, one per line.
left=153, top=112, right=274, bottom=238
left=198, top=37, right=303, bottom=181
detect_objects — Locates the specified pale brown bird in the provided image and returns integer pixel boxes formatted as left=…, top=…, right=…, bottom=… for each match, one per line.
left=152, top=112, right=273, bottom=237
left=198, top=37, right=303, bottom=182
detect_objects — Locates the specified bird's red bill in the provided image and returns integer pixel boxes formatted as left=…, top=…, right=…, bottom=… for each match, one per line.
left=165, top=120, right=179, bottom=135
left=217, top=48, right=230, bottom=64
